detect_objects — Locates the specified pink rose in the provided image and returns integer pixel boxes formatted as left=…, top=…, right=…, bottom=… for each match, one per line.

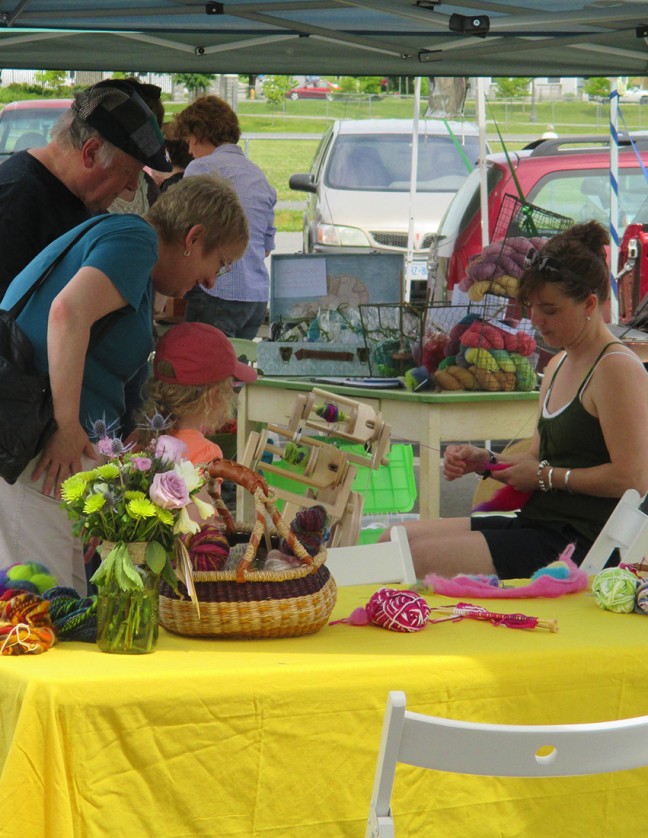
left=155, top=435, right=187, bottom=464
left=149, top=471, right=190, bottom=509
left=132, top=456, right=152, bottom=471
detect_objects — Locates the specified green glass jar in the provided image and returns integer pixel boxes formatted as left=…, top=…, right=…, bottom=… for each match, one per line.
left=96, top=542, right=160, bottom=654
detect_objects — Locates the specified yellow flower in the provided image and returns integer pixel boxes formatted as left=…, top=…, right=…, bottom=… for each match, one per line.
left=124, top=490, right=146, bottom=501
left=83, top=493, right=106, bottom=514
left=192, top=496, right=214, bottom=520
left=95, top=463, right=121, bottom=480
left=174, top=506, right=200, bottom=535
left=126, top=497, right=158, bottom=519
left=155, top=507, right=174, bottom=526
left=60, top=475, right=87, bottom=503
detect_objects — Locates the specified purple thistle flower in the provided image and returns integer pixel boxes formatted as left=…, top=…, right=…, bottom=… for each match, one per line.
left=89, top=415, right=120, bottom=441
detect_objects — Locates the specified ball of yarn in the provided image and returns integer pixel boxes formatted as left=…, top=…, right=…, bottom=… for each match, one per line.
left=635, top=579, right=648, bottom=615
left=184, top=525, right=230, bottom=571
left=280, top=505, right=327, bottom=557
left=365, top=588, right=431, bottom=633
left=4, top=562, right=58, bottom=595
left=44, top=587, right=97, bottom=642
left=592, top=567, right=638, bottom=613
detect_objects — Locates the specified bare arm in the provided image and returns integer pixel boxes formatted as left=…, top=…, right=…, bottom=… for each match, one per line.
left=33, top=266, right=128, bottom=497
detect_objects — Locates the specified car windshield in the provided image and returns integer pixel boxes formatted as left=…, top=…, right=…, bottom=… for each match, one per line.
left=0, top=107, right=65, bottom=155
left=324, top=133, right=480, bottom=192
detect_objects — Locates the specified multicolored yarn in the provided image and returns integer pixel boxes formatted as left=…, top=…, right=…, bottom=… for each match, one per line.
left=283, top=441, right=307, bottom=465
left=315, top=402, right=347, bottom=424
left=280, top=505, right=328, bottom=558
left=331, top=588, right=431, bottom=633
left=43, top=587, right=98, bottom=642
left=592, top=567, right=638, bottom=613
left=183, top=524, right=230, bottom=571
left=635, top=580, right=648, bottom=615
left=0, top=591, right=56, bottom=655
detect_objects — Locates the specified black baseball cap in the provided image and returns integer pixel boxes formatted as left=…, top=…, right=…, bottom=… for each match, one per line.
left=73, top=79, right=172, bottom=172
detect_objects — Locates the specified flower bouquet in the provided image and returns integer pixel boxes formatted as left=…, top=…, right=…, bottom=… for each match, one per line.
left=61, top=421, right=213, bottom=654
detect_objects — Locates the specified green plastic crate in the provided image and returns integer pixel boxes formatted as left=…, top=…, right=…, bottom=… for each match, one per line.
left=263, top=442, right=417, bottom=515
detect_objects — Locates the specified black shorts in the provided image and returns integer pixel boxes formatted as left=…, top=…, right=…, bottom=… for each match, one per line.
left=470, top=515, right=593, bottom=579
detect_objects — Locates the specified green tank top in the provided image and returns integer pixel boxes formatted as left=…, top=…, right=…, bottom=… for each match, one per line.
left=519, top=343, right=621, bottom=543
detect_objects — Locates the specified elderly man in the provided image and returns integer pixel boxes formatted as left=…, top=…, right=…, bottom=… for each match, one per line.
left=0, top=78, right=171, bottom=295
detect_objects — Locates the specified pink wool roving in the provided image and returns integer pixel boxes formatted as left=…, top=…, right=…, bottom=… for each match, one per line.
left=331, top=588, right=431, bottom=633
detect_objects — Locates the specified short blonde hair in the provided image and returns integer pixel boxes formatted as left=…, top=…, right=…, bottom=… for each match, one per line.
left=138, top=377, right=237, bottom=445
left=145, top=174, right=248, bottom=254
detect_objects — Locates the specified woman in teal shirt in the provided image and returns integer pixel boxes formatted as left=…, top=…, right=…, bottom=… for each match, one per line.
left=0, top=174, right=248, bottom=591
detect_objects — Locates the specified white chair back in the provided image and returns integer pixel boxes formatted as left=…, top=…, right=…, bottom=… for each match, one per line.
left=580, top=488, right=648, bottom=575
left=325, top=526, right=416, bottom=587
left=366, top=691, right=648, bottom=837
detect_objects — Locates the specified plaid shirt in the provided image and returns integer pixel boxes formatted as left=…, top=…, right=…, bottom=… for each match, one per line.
left=183, top=144, right=276, bottom=302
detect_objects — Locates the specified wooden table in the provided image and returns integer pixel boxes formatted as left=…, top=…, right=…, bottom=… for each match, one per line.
left=237, top=378, right=539, bottom=520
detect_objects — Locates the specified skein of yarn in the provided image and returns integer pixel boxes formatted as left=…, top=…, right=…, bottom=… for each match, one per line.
left=592, top=567, right=638, bottom=613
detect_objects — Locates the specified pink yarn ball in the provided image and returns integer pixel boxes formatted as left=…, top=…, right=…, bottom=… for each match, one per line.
left=365, top=588, right=431, bottom=633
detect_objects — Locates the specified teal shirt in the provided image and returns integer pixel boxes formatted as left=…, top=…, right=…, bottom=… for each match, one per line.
left=1, top=214, right=158, bottom=431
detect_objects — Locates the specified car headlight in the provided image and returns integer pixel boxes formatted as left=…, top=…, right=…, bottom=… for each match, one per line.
left=316, top=224, right=371, bottom=247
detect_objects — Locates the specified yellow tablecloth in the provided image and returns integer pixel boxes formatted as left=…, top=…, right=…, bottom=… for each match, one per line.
left=2, top=585, right=648, bottom=837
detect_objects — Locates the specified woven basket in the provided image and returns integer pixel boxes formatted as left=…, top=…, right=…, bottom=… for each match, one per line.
left=159, top=459, right=337, bottom=639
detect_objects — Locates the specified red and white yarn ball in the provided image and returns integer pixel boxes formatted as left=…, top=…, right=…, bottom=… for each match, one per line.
left=365, top=588, right=430, bottom=633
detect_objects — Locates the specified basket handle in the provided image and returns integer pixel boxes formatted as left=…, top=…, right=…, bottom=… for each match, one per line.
left=207, top=458, right=318, bottom=582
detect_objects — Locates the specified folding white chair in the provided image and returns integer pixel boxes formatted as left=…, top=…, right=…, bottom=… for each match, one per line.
left=579, top=488, right=648, bottom=575
left=325, top=526, right=416, bottom=587
left=366, top=691, right=648, bottom=838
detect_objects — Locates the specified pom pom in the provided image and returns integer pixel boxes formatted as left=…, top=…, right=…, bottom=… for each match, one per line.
left=592, top=567, right=638, bottom=613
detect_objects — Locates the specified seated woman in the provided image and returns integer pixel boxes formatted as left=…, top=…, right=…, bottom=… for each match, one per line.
left=385, top=220, right=648, bottom=579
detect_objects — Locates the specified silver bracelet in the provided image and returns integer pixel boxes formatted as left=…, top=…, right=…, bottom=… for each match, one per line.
left=564, top=469, right=574, bottom=493
left=537, top=459, right=550, bottom=492
left=547, top=466, right=554, bottom=491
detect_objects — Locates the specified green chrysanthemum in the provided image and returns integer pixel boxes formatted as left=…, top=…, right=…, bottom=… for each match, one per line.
left=83, top=493, right=106, bottom=514
left=124, top=490, right=146, bottom=501
left=155, top=507, right=175, bottom=526
left=60, top=475, right=88, bottom=503
left=95, top=463, right=121, bottom=480
left=126, top=497, right=158, bottom=519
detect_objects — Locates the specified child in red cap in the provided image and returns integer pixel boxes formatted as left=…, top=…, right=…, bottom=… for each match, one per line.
left=138, top=322, right=257, bottom=466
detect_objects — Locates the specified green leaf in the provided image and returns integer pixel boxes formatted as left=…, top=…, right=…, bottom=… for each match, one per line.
left=145, top=540, right=167, bottom=574
left=121, top=549, right=144, bottom=590
left=89, top=543, right=118, bottom=585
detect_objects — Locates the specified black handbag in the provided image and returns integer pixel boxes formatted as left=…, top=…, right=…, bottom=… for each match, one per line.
left=0, top=217, right=120, bottom=485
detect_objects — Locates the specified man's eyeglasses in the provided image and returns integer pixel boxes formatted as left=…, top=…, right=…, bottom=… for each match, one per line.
left=216, top=246, right=232, bottom=278
left=523, top=247, right=593, bottom=291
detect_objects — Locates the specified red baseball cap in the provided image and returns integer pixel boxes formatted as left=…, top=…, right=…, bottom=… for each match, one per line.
left=154, top=323, right=258, bottom=385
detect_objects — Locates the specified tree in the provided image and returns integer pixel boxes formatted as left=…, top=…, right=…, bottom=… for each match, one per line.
left=492, top=77, right=531, bottom=99
left=172, top=73, right=216, bottom=100
left=583, top=77, right=610, bottom=101
left=262, top=75, right=296, bottom=108
left=34, top=70, right=68, bottom=95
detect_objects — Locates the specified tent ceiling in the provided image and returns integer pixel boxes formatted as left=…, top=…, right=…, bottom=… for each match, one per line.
left=0, top=1, right=647, bottom=76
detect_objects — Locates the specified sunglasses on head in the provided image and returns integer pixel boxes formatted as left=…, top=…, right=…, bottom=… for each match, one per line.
left=523, top=247, right=594, bottom=291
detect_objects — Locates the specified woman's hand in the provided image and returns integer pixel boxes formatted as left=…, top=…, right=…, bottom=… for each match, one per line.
left=443, top=444, right=490, bottom=481
left=493, top=459, right=541, bottom=492
left=31, top=421, right=96, bottom=499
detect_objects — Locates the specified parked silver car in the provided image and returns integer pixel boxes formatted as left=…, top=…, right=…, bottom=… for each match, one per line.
left=289, top=118, right=482, bottom=257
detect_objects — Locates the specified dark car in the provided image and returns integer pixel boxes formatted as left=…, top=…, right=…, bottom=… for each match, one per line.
left=0, top=98, right=71, bottom=163
left=285, top=80, right=340, bottom=100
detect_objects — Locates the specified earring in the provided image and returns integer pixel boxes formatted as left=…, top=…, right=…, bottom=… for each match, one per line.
left=586, top=315, right=591, bottom=321
left=184, top=249, right=191, bottom=257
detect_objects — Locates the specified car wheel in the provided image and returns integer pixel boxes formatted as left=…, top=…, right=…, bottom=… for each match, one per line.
left=290, top=92, right=299, bottom=100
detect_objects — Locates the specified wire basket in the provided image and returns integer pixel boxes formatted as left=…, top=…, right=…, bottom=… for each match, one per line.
left=492, top=194, right=574, bottom=242
left=359, top=304, right=422, bottom=377
left=422, top=299, right=539, bottom=393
